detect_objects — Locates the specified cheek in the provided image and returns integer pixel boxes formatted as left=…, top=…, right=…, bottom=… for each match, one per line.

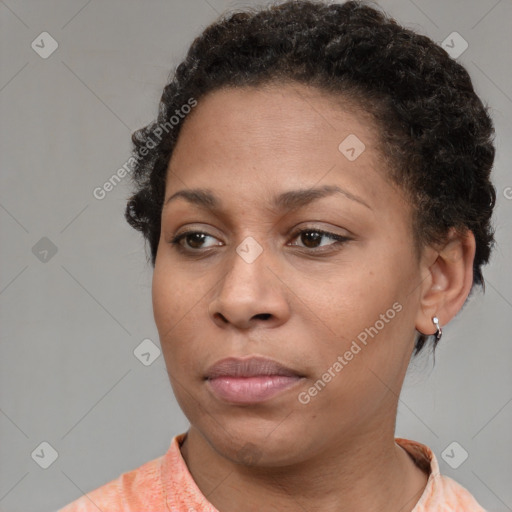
left=152, top=253, right=204, bottom=331
left=152, top=263, right=195, bottom=356
left=295, top=253, right=413, bottom=376
left=295, top=264, right=396, bottom=339
left=152, top=262, right=215, bottom=373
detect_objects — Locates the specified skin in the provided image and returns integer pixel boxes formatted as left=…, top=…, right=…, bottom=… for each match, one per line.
left=152, top=83, right=476, bottom=512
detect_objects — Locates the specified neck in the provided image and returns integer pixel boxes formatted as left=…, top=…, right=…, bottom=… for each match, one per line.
left=179, top=423, right=429, bottom=512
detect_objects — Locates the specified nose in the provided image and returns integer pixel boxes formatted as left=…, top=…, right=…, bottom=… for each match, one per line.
left=208, top=242, right=291, bottom=330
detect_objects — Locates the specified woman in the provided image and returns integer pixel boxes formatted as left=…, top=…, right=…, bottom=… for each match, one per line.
left=59, top=1, right=495, bottom=510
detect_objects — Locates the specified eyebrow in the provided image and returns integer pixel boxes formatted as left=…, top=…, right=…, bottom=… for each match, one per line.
left=163, top=184, right=372, bottom=212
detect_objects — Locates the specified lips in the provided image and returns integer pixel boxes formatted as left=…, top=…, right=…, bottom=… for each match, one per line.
left=205, top=356, right=303, bottom=379
left=205, top=356, right=305, bottom=404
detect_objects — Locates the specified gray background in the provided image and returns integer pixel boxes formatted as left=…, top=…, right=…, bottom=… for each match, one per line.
left=0, top=0, right=511, bottom=511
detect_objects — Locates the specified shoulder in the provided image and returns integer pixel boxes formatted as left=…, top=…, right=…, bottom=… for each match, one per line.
left=429, top=473, right=488, bottom=511
left=56, top=454, right=165, bottom=512
left=395, top=438, right=487, bottom=512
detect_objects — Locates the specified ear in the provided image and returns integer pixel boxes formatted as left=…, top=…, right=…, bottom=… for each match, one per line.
left=415, top=227, right=476, bottom=336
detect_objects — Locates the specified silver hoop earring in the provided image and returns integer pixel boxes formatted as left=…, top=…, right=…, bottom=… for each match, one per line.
left=432, top=316, right=442, bottom=341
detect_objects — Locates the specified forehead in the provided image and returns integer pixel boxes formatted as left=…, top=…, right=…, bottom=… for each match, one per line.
left=166, top=83, right=402, bottom=214
left=174, top=83, right=378, bottom=153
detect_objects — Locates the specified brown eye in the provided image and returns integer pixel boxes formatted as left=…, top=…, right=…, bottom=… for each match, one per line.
left=170, top=231, right=222, bottom=251
left=183, top=232, right=207, bottom=249
left=290, top=229, right=350, bottom=250
left=299, top=231, right=324, bottom=248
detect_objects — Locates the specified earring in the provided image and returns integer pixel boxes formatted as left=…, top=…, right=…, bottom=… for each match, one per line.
left=432, top=316, right=442, bottom=341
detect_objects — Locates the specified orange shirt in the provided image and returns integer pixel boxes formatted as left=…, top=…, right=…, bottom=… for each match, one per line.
left=58, top=433, right=487, bottom=511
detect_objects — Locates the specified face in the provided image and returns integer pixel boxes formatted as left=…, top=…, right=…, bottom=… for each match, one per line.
left=152, top=83, right=426, bottom=466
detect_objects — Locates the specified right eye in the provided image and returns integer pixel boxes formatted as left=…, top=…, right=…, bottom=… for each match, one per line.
left=170, top=231, right=223, bottom=252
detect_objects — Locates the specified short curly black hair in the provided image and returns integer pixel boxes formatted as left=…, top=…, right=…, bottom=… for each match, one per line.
left=124, top=0, right=496, bottom=355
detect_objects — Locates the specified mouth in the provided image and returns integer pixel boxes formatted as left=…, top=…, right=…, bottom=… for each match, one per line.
left=205, top=356, right=305, bottom=404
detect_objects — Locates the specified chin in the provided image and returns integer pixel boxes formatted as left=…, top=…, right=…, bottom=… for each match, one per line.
left=201, top=420, right=311, bottom=467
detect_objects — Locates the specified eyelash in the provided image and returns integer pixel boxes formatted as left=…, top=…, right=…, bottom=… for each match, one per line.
left=169, top=228, right=351, bottom=255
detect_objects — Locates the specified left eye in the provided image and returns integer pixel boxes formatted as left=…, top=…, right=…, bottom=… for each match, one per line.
left=289, top=229, right=349, bottom=249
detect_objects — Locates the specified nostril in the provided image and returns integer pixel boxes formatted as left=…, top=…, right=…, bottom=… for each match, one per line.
left=254, top=313, right=271, bottom=320
left=214, top=312, right=229, bottom=323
